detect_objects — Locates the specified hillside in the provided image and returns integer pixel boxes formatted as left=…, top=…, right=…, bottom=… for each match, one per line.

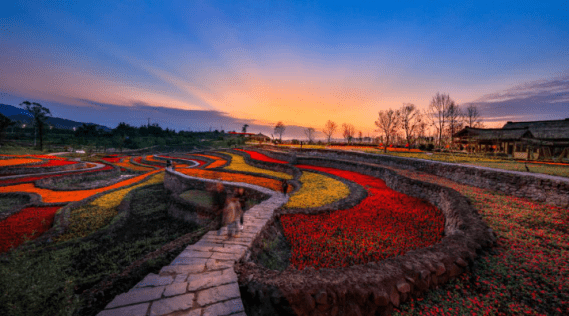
left=0, top=103, right=111, bottom=131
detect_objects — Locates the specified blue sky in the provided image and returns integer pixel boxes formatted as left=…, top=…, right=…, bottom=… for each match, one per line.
left=1, top=0, right=567, bottom=138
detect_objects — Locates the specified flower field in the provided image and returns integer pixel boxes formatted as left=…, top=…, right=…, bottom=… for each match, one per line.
left=0, top=169, right=163, bottom=203
left=222, top=152, right=293, bottom=179
left=0, top=206, right=62, bottom=253
left=0, top=164, right=114, bottom=186
left=177, top=168, right=293, bottom=193
left=235, top=149, right=288, bottom=164
left=115, top=157, right=155, bottom=172
left=193, top=154, right=228, bottom=169
left=55, top=172, right=165, bottom=242
left=285, top=171, right=349, bottom=208
left=0, top=158, right=43, bottom=167
left=282, top=165, right=445, bottom=270
left=353, top=166, right=569, bottom=315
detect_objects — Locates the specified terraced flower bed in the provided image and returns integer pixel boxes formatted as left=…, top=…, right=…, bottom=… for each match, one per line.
left=0, top=164, right=114, bottom=186
left=282, top=165, right=445, bottom=270
left=192, top=153, right=228, bottom=169
left=0, top=169, right=163, bottom=203
left=0, top=158, right=44, bottom=167
left=177, top=168, right=293, bottom=193
left=115, top=157, right=155, bottom=172
left=0, top=205, right=62, bottom=253
left=236, top=149, right=288, bottom=164
left=388, top=167, right=569, bottom=315
left=55, top=172, right=165, bottom=242
left=222, top=152, right=293, bottom=179
left=285, top=171, right=349, bottom=208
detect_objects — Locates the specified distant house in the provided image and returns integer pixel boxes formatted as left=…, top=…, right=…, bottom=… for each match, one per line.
left=453, top=118, right=569, bottom=160
left=227, top=131, right=270, bottom=142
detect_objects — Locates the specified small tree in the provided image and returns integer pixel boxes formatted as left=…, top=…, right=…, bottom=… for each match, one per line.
left=19, top=101, right=51, bottom=151
left=0, top=113, right=15, bottom=146
left=242, top=124, right=249, bottom=133
left=358, top=131, right=363, bottom=142
left=342, top=123, right=355, bottom=144
left=465, top=104, right=484, bottom=128
left=399, top=103, right=422, bottom=150
left=274, top=121, right=285, bottom=142
left=322, top=120, right=337, bottom=144
left=304, top=127, right=316, bottom=144
left=375, top=109, right=400, bottom=153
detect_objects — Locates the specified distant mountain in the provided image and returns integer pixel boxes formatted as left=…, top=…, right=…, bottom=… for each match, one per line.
left=0, top=103, right=111, bottom=131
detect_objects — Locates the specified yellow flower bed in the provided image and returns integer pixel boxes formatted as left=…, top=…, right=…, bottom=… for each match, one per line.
left=55, top=172, right=164, bottom=242
left=0, top=158, right=43, bottom=167
left=221, top=152, right=293, bottom=179
left=285, top=172, right=350, bottom=208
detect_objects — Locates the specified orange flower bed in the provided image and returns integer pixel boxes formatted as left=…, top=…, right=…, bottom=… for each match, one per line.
left=193, top=154, right=228, bottom=169
left=116, top=157, right=155, bottom=171
left=0, top=154, right=67, bottom=160
left=0, top=158, right=44, bottom=167
left=177, top=168, right=291, bottom=193
left=0, top=169, right=162, bottom=203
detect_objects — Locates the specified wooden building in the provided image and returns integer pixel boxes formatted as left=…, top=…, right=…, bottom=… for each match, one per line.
left=454, top=118, right=569, bottom=160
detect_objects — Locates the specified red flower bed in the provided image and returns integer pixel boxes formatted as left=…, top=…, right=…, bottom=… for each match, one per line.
left=0, top=206, right=61, bottom=253
left=101, top=157, right=123, bottom=163
left=235, top=149, right=288, bottom=164
left=0, top=164, right=113, bottom=185
left=28, top=160, right=78, bottom=167
left=281, top=165, right=445, bottom=270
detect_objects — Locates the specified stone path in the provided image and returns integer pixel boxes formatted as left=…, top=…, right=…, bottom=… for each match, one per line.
left=98, top=170, right=288, bottom=316
left=0, top=162, right=106, bottom=179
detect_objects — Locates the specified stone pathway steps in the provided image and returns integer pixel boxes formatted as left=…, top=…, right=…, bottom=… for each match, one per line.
left=98, top=174, right=287, bottom=316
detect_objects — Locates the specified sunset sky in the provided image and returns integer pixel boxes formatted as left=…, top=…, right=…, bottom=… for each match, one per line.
left=1, top=1, right=568, bottom=139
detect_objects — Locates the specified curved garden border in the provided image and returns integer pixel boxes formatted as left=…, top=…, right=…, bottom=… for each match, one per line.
left=257, top=146, right=569, bottom=208
left=34, top=164, right=123, bottom=191
left=0, top=192, right=42, bottom=222
left=236, top=156, right=497, bottom=316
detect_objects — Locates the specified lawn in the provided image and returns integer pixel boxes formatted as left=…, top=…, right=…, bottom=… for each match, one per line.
left=0, top=194, right=31, bottom=214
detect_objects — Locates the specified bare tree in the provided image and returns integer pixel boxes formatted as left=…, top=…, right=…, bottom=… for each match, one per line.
left=358, top=131, right=363, bottom=142
left=304, top=127, right=316, bottom=144
left=427, top=92, right=454, bottom=150
left=322, top=120, right=337, bottom=144
left=399, top=103, right=422, bottom=150
left=465, top=104, right=484, bottom=128
left=342, top=123, right=356, bottom=144
left=274, top=121, right=285, bottom=142
left=375, top=109, right=400, bottom=153
left=446, top=102, right=463, bottom=137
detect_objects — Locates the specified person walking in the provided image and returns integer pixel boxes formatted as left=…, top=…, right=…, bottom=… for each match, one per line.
left=221, top=196, right=243, bottom=238
left=234, top=187, right=247, bottom=230
left=212, top=181, right=227, bottom=232
left=281, top=179, right=289, bottom=195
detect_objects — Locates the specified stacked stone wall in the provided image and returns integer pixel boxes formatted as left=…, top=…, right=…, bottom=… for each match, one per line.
left=237, top=156, right=497, bottom=316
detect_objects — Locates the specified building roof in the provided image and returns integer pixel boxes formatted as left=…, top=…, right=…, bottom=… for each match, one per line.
left=503, top=118, right=569, bottom=140
left=454, top=127, right=533, bottom=141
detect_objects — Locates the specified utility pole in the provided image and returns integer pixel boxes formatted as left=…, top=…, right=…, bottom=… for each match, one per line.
left=147, top=118, right=150, bottom=127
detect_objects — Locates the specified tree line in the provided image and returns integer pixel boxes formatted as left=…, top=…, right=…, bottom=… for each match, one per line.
left=273, top=92, right=483, bottom=151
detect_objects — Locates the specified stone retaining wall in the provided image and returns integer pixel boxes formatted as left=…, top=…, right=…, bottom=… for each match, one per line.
left=164, top=169, right=271, bottom=225
left=257, top=146, right=569, bottom=208
left=236, top=156, right=497, bottom=316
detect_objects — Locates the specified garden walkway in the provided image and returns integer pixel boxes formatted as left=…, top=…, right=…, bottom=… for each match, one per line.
left=98, top=170, right=288, bottom=316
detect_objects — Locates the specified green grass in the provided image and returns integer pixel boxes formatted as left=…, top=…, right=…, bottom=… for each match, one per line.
left=0, top=184, right=206, bottom=316
left=179, top=189, right=214, bottom=208
left=0, top=195, right=31, bottom=214
left=256, top=232, right=291, bottom=272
